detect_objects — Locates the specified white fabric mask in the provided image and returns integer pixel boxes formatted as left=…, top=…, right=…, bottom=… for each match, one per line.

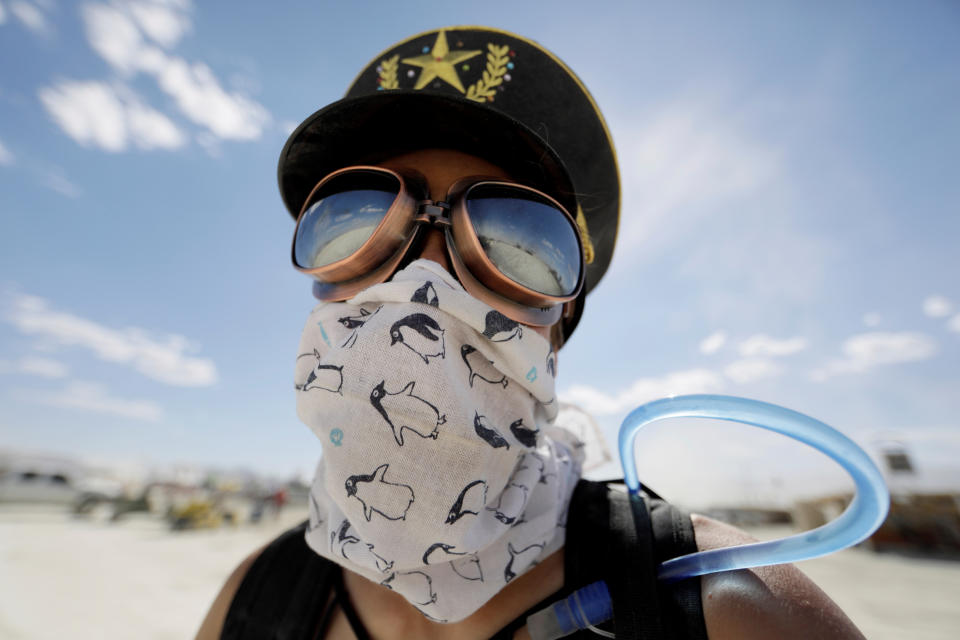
left=296, top=260, right=583, bottom=623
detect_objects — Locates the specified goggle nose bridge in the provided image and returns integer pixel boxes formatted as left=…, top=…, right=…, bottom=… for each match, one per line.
left=414, top=200, right=452, bottom=229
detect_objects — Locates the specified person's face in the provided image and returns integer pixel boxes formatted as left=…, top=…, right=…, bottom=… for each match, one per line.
left=377, top=148, right=553, bottom=342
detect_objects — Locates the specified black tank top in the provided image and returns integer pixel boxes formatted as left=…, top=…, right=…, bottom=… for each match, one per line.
left=222, top=480, right=707, bottom=639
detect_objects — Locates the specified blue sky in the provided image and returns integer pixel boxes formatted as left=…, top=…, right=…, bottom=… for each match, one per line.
left=1, top=1, right=958, bottom=506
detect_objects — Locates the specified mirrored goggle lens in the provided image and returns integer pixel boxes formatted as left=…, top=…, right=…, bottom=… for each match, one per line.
left=294, top=170, right=400, bottom=269
left=466, top=184, right=582, bottom=296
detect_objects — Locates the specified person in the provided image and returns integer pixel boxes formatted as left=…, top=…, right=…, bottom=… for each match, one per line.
left=197, top=27, right=865, bottom=639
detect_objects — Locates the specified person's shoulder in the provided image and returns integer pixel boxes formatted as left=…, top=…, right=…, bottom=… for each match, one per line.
left=690, top=514, right=866, bottom=640
left=194, top=545, right=265, bottom=640
left=194, top=522, right=335, bottom=639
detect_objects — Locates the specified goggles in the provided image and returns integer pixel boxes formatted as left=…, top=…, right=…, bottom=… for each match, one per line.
left=292, top=166, right=585, bottom=327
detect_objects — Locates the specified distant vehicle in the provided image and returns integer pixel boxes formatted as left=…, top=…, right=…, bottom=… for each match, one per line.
left=0, top=467, right=78, bottom=504
left=0, top=455, right=123, bottom=510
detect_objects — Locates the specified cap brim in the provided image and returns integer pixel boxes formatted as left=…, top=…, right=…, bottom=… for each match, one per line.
left=278, top=92, right=577, bottom=219
left=278, top=91, right=586, bottom=339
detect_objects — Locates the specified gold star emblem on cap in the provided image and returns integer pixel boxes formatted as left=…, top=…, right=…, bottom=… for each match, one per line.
left=401, top=30, right=482, bottom=93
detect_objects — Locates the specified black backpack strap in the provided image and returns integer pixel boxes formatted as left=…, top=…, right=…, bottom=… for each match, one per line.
left=565, top=480, right=708, bottom=640
left=611, top=487, right=668, bottom=639
left=649, top=500, right=709, bottom=640
left=566, top=480, right=664, bottom=639
left=222, top=521, right=338, bottom=640
left=330, top=566, right=372, bottom=640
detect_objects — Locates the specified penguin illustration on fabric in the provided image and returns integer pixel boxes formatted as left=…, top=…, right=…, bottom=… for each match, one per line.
left=460, top=345, right=509, bottom=388
left=307, top=493, right=324, bottom=534
left=452, top=553, right=484, bottom=582
left=481, top=310, right=523, bottom=342
left=556, top=447, right=573, bottom=480
left=517, top=451, right=555, bottom=486
left=546, top=349, right=556, bottom=378
left=295, top=350, right=343, bottom=394
left=345, top=463, right=415, bottom=522
left=411, top=281, right=439, bottom=307
left=509, top=418, right=539, bottom=447
left=338, top=306, right=380, bottom=330
left=486, top=482, right=528, bottom=524
left=390, top=313, right=445, bottom=363
left=330, top=518, right=348, bottom=553
left=332, top=519, right=394, bottom=573
left=510, top=513, right=529, bottom=529
left=473, top=412, right=511, bottom=450
left=338, top=305, right=381, bottom=348
left=504, top=541, right=545, bottom=583
left=354, top=542, right=392, bottom=573
left=380, top=570, right=437, bottom=606
left=557, top=497, right=571, bottom=529
left=303, top=363, right=344, bottom=393
left=418, top=610, right=448, bottom=624
left=370, top=380, right=446, bottom=446
left=422, top=542, right=467, bottom=565
left=445, top=479, right=488, bottom=524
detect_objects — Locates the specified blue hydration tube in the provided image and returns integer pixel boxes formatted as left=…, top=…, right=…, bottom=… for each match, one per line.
left=619, top=394, right=890, bottom=583
left=528, top=395, right=890, bottom=639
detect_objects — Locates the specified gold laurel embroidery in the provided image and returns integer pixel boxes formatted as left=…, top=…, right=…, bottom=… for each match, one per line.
left=466, top=44, right=509, bottom=102
left=379, top=55, right=399, bottom=90
left=576, top=205, right=595, bottom=264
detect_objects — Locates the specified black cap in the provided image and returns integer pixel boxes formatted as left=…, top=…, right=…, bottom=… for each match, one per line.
left=279, top=27, right=620, bottom=339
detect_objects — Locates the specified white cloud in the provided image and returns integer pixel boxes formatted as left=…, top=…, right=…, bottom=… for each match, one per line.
left=123, top=94, right=186, bottom=148
left=738, top=334, right=808, bottom=357
left=40, top=80, right=125, bottom=151
left=145, top=53, right=269, bottom=140
left=6, top=293, right=217, bottom=386
left=27, top=381, right=162, bottom=421
left=0, top=137, right=13, bottom=166
left=862, top=312, right=881, bottom=328
left=948, top=314, right=960, bottom=334
left=83, top=3, right=145, bottom=74
left=128, top=0, right=190, bottom=48
left=195, top=130, right=221, bottom=157
left=723, top=357, right=782, bottom=384
left=39, top=168, right=82, bottom=198
left=0, top=356, right=68, bottom=378
left=19, top=356, right=68, bottom=378
left=812, top=331, right=937, bottom=381
left=843, top=332, right=937, bottom=365
left=699, top=330, right=726, bottom=355
left=281, top=120, right=300, bottom=136
left=0, top=2, right=7, bottom=25
left=80, top=1, right=269, bottom=142
left=38, top=80, right=185, bottom=152
left=10, top=1, right=47, bottom=34
left=615, top=102, right=780, bottom=255
left=82, top=2, right=194, bottom=70
left=923, top=295, right=952, bottom=318
left=560, top=369, right=724, bottom=416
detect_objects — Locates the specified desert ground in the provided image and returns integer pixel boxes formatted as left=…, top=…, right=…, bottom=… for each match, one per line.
left=1, top=506, right=958, bottom=639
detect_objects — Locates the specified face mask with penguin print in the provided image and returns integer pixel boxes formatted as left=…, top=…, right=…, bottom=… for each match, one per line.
left=295, top=259, right=584, bottom=623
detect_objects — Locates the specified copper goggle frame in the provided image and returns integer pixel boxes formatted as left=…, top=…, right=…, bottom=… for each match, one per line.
left=291, top=165, right=584, bottom=327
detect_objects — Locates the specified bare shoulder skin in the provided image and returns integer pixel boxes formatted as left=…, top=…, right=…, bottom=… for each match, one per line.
left=692, top=514, right=865, bottom=640
left=197, top=516, right=864, bottom=640
left=195, top=545, right=264, bottom=640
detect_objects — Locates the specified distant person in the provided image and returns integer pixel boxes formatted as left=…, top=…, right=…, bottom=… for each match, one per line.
left=197, top=26, right=864, bottom=639
left=271, top=488, right=287, bottom=519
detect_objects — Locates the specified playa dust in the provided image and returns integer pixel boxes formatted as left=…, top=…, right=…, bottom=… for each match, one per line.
left=1, top=508, right=958, bottom=639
